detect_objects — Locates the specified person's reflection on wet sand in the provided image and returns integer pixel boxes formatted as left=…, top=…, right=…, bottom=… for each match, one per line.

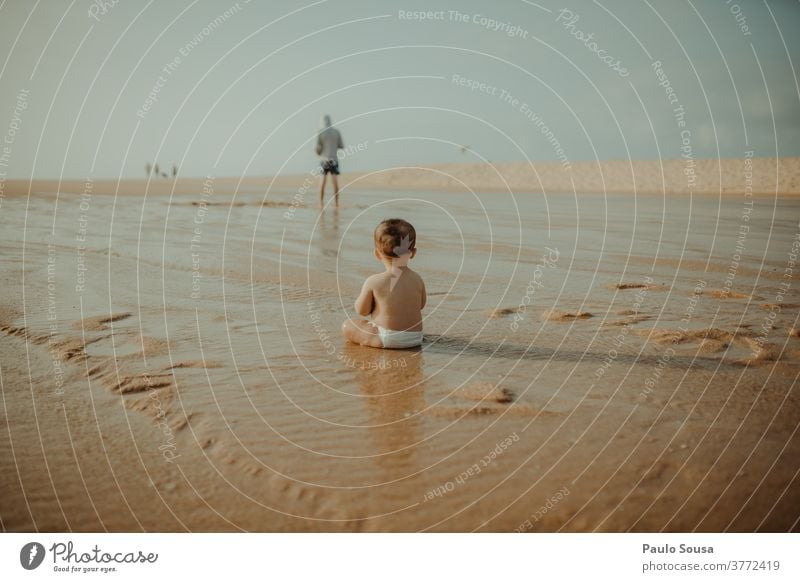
left=318, top=205, right=339, bottom=260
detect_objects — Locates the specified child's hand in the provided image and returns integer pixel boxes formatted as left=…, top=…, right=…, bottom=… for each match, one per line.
left=354, top=278, right=374, bottom=316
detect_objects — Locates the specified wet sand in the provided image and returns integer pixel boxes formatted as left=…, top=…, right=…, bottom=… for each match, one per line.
left=1, top=171, right=799, bottom=532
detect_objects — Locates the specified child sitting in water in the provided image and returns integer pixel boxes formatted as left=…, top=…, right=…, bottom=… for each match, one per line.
left=341, top=218, right=426, bottom=349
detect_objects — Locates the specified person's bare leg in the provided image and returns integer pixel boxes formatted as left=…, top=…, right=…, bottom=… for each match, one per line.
left=341, top=318, right=383, bottom=348
left=332, top=175, right=340, bottom=206
left=319, top=174, right=327, bottom=206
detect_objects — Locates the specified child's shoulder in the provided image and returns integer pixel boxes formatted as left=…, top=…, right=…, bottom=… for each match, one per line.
left=407, top=268, right=425, bottom=284
left=365, top=272, right=389, bottom=286
left=401, top=268, right=425, bottom=290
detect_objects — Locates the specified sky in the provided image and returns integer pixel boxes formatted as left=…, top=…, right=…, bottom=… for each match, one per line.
left=0, top=0, right=798, bottom=179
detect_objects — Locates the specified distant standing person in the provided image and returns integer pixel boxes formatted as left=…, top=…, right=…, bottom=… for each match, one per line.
left=316, top=114, right=344, bottom=206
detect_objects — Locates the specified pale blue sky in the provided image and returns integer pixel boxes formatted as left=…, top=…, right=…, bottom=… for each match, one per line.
left=0, top=0, right=798, bottom=179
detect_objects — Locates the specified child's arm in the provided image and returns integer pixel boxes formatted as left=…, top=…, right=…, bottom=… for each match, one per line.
left=354, top=278, right=374, bottom=316
left=420, top=279, right=427, bottom=309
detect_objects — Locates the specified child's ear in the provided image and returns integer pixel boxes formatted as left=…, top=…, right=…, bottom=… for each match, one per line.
left=411, top=248, right=417, bottom=259
left=374, top=248, right=381, bottom=261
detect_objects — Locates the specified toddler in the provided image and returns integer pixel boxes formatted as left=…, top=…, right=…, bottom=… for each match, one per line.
left=341, top=218, right=426, bottom=349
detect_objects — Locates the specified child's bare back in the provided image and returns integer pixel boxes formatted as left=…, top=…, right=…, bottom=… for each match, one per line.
left=341, top=219, right=426, bottom=349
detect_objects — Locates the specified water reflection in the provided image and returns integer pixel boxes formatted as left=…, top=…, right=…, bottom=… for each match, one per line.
left=318, top=205, right=340, bottom=260
left=340, top=343, right=426, bottom=489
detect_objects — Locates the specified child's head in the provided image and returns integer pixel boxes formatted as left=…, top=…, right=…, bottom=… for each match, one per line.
left=374, top=218, right=416, bottom=260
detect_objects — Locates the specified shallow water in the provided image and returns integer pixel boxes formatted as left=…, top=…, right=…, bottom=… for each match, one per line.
left=1, top=185, right=798, bottom=531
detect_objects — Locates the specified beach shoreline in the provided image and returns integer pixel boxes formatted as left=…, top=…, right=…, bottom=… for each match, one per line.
left=3, top=157, right=799, bottom=199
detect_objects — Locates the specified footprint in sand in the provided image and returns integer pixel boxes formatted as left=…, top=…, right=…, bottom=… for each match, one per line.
left=140, top=336, right=175, bottom=358
left=706, top=289, right=763, bottom=301
left=762, top=303, right=799, bottom=311
left=3, top=317, right=201, bottom=437
left=425, top=381, right=559, bottom=419
left=82, top=334, right=174, bottom=359
left=125, top=392, right=196, bottom=436
left=635, top=327, right=741, bottom=345
left=109, top=372, right=172, bottom=394
left=696, top=338, right=730, bottom=355
left=425, top=402, right=556, bottom=419
left=633, top=327, right=800, bottom=364
left=605, top=313, right=651, bottom=327
left=607, top=282, right=668, bottom=291
left=167, top=360, right=224, bottom=369
left=83, top=334, right=140, bottom=358
left=541, top=309, right=593, bottom=322
left=0, top=324, right=50, bottom=345
left=485, top=307, right=517, bottom=319
left=124, top=388, right=174, bottom=416
left=74, top=312, right=133, bottom=332
left=1, top=324, right=92, bottom=363
left=734, top=338, right=800, bottom=365
left=608, top=283, right=645, bottom=290
left=456, top=382, right=514, bottom=403
left=261, top=200, right=304, bottom=208
left=171, top=200, right=246, bottom=207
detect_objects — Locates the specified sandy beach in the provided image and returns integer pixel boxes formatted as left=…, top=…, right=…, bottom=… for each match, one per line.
left=345, top=156, right=800, bottom=196
left=1, top=160, right=799, bottom=532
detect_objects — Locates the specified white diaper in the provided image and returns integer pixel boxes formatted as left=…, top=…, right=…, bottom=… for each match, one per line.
left=369, top=322, right=423, bottom=349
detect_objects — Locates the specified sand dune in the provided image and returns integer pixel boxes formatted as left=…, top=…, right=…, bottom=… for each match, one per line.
left=344, top=157, right=800, bottom=195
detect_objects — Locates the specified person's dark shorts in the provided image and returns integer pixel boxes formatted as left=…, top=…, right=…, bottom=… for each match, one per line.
left=321, top=160, right=340, bottom=175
